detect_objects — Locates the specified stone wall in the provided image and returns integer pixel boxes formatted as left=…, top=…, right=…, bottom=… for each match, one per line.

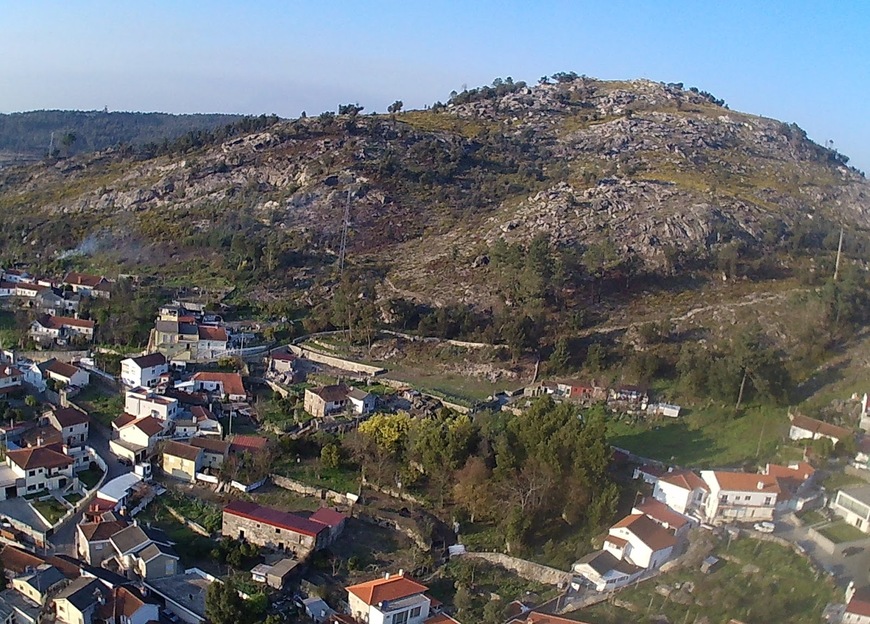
left=287, top=345, right=385, bottom=375
left=221, top=510, right=318, bottom=553
left=270, top=474, right=358, bottom=505
left=460, top=552, right=572, bottom=587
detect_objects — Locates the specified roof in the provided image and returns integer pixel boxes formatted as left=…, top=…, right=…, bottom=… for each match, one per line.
left=155, top=320, right=179, bottom=334
left=98, top=473, right=143, bottom=503
left=79, top=520, right=129, bottom=542
left=45, top=360, right=84, bottom=379
left=424, top=615, right=462, bottom=624
left=634, top=498, right=691, bottom=530
left=105, top=587, right=149, bottom=619
left=38, top=315, right=95, bottom=330
left=348, top=388, right=371, bottom=401
left=164, top=389, right=208, bottom=406
left=51, top=407, right=89, bottom=427
left=163, top=440, right=202, bottom=462
left=113, top=413, right=138, bottom=429
left=0, top=366, right=21, bottom=380
left=191, top=405, right=217, bottom=421
left=847, top=586, right=870, bottom=617
left=137, top=543, right=178, bottom=563
left=63, top=272, right=108, bottom=289
left=310, top=507, right=347, bottom=528
left=110, top=525, right=151, bottom=555
left=0, top=545, right=44, bottom=574
left=310, top=384, right=350, bottom=402
left=604, top=535, right=628, bottom=548
left=345, top=574, right=429, bottom=606
left=128, top=353, right=167, bottom=369
left=197, top=325, right=228, bottom=342
left=56, top=576, right=106, bottom=611
left=189, top=437, right=229, bottom=455
left=7, top=445, right=73, bottom=470
left=18, top=565, right=65, bottom=593
left=707, top=471, right=780, bottom=495
left=790, top=413, right=852, bottom=440
left=764, top=462, right=815, bottom=494
left=611, top=514, right=678, bottom=551
left=519, top=614, right=588, bottom=624
left=270, top=351, right=296, bottom=361
left=230, top=434, right=269, bottom=454
left=128, top=416, right=164, bottom=437
left=576, top=549, right=641, bottom=576
left=659, top=469, right=709, bottom=492
left=267, top=558, right=299, bottom=577
left=192, top=372, right=245, bottom=396
left=838, top=485, right=870, bottom=507
left=224, top=500, right=327, bottom=537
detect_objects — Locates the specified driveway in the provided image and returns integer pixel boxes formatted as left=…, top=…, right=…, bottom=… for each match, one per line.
left=51, top=421, right=132, bottom=554
left=776, top=514, right=870, bottom=587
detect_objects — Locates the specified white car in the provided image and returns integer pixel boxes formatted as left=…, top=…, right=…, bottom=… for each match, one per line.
left=754, top=521, right=775, bottom=533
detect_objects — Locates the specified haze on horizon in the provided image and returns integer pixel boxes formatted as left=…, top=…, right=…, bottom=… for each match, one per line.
left=1, top=1, right=868, bottom=171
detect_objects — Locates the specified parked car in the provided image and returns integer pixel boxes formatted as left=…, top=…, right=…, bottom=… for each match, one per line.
left=753, top=521, right=775, bottom=533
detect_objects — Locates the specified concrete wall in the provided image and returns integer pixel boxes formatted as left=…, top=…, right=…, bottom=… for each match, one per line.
left=460, top=552, right=572, bottom=587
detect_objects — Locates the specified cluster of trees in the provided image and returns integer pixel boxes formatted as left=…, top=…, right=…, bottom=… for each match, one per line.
left=448, top=77, right=528, bottom=105
left=205, top=579, right=269, bottom=624
left=82, top=279, right=158, bottom=347
left=0, top=110, right=246, bottom=159
left=342, top=398, right=617, bottom=562
left=210, top=537, right=260, bottom=569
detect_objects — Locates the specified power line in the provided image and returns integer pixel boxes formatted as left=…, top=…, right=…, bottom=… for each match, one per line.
left=338, top=189, right=351, bottom=276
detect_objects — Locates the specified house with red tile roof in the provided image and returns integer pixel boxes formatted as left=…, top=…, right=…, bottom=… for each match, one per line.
left=120, top=352, right=168, bottom=388
left=652, top=469, right=709, bottom=516
left=310, top=507, right=348, bottom=544
left=0, top=365, right=23, bottom=395
left=605, top=513, right=677, bottom=569
left=40, top=359, right=90, bottom=388
left=699, top=470, right=780, bottom=523
left=789, top=413, right=852, bottom=445
left=845, top=582, right=870, bottom=624
left=62, top=272, right=112, bottom=298
left=229, top=434, right=270, bottom=455
left=632, top=497, right=693, bottom=537
left=191, top=372, right=246, bottom=401
left=346, top=573, right=432, bottom=624
left=30, top=315, right=95, bottom=346
left=109, top=416, right=166, bottom=463
left=222, top=500, right=327, bottom=555
left=5, top=444, right=76, bottom=497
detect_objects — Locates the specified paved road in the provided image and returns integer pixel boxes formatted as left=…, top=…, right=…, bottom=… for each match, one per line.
left=52, top=421, right=132, bottom=554
left=776, top=514, right=870, bottom=587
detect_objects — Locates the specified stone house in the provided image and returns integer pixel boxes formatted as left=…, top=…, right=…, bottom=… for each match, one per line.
left=222, top=500, right=327, bottom=555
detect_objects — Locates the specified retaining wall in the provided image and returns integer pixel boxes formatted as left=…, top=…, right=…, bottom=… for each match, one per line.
left=270, top=474, right=358, bottom=506
left=460, top=551, right=572, bottom=587
left=288, top=345, right=385, bottom=375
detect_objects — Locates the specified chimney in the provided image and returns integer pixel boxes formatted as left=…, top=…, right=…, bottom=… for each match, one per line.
left=757, top=481, right=765, bottom=490
left=384, top=573, right=390, bottom=580
left=398, top=569, right=404, bottom=577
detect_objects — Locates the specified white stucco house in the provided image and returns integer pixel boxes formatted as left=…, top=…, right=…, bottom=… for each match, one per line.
left=121, top=353, right=168, bottom=388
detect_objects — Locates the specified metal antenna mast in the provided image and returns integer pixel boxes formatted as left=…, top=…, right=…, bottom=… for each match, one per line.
left=48, top=132, right=55, bottom=157
left=338, top=189, right=351, bottom=275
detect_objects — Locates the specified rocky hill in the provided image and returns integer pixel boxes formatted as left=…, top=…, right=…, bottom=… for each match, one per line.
left=0, top=75, right=868, bottom=317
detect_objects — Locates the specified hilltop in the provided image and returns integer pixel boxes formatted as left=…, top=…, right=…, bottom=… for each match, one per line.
left=0, top=75, right=868, bottom=356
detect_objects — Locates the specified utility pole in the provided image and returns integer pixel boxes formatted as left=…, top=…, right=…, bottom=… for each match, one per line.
left=48, top=131, right=55, bottom=157
left=833, top=226, right=844, bottom=281
left=338, top=190, right=351, bottom=276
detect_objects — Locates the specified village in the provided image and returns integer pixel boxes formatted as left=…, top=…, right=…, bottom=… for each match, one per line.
left=0, top=266, right=869, bottom=624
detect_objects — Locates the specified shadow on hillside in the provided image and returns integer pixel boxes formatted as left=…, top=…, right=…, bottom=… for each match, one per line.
left=792, top=358, right=851, bottom=404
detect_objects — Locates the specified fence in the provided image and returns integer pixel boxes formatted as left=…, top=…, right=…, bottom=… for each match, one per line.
left=165, top=505, right=211, bottom=537
left=230, top=477, right=268, bottom=493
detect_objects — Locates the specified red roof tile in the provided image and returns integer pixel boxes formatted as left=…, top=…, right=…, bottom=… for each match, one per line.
left=611, top=514, right=677, bottom=551
left=224, top=500, right=326, bottom=537
left=345, top=574, right=428, bottom=606
left=310, top=507, right=347, bottom=528
left=790, top=413, right=851, bottom=441
left=192, top=372, right=245, bottom=396
left=7, top=445, right=73, bottom=470
left=659, top=469, right=709, bottom=492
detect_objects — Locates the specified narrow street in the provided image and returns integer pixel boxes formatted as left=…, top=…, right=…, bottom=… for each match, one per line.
left=51, top=421, right=132, bottom=554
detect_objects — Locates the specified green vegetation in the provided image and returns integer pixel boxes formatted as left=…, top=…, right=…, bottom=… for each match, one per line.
left=75, top=386, right=123, bottom=428
left=821, top=471, right=868, bottom=492
left=0, top=311, right=24, bottom=348
left=78, top=467, right=104, bottom=489
left=32, top=499, right=67, bottom=524
left=572, top=537, right=839, bottom=624
left=818, top=521, right=867, bottom=544
left=136, top=498, right=214, bottom=565
left=797, top=509, right=827, bottom=526
left=607, top=403, right=789, bottom=467
left=274, top=460, right=360, bottom=495
left=205, top=577, right=266, bottom=624
left=163, top=489, right=222, bottom=533
left=427, top=559, right=558, bottom=624
left=64, top=493, right=83, bottom=505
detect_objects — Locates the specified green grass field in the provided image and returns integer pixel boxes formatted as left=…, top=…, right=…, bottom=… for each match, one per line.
left=570, top=537, right=839, bottom=624
left=818, top=521, right=867, bottom=544
left=78, top=467, right=104, bottom=489
left=32, top=499, right=67, bottom=524
left=75, top=386, right=124, bottom=428
left=607, top=403, right=791, bottom=467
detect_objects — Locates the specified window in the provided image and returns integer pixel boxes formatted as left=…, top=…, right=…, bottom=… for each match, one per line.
left=275, top=528, right=281, bottom=534
left=744, top=495, right=751, bottom=501
left=28, top=470, right=35, bottom=477
left=720, top=495, right=728, bottom=503
left=392, top=611, right=409, bottom=624
left=410, top=606, right=421, bottom=618
left=764, top=496, right=772, bottom=505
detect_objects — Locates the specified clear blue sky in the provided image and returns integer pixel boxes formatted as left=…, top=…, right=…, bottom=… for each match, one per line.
left=1, top=1, right=868, bottom=170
